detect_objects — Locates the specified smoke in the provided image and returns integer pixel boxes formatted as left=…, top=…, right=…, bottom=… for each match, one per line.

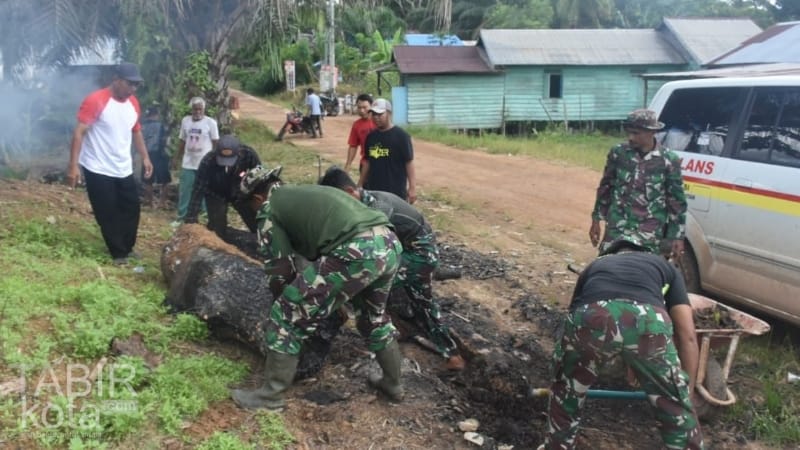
left=0, top=64, right=111, bottom=175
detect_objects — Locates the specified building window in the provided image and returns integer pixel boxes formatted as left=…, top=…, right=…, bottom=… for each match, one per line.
left=547, top=73, right=562, bottom=99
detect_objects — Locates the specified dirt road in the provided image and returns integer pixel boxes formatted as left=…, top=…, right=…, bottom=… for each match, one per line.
left=233, top=89, right=601, bottom=303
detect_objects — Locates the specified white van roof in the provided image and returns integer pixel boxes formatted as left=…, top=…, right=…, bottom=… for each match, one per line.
left=658, top=76, right=800, bottom=90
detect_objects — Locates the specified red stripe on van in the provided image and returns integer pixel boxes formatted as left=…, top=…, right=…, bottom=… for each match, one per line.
left=683, top=175, right=800, bottom=204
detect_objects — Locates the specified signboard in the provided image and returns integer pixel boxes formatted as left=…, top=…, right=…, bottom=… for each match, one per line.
left=320, top=65, right=338, bottom=92
left=284, top=60, right=296, bottom=92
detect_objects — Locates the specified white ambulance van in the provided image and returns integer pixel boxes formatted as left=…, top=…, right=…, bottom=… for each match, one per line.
left=649, top=76, right=800, bottom=326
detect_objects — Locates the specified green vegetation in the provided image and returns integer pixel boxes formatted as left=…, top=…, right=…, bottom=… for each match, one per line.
left=724, top=338, right=800, bottom=446
left=0, top=126, right=318, bottom=448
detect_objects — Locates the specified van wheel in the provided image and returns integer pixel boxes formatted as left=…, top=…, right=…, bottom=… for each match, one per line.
left=678, top=244, right=701, bottom=293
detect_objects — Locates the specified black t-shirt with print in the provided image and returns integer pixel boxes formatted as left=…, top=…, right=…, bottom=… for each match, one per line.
left=364, top=126, right=413, bottom=200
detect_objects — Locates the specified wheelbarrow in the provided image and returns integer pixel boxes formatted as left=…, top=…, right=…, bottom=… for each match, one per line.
left=689, top=293, right=771, bottom=407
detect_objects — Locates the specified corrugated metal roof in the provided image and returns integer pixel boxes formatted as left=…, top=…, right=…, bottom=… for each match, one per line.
left=404, top=34, right=463, bottom=46
left=478, top=29, right=686, bottom=66
left=642, top=62, right=800, bottom=80
left=393, top=46, right=495, bottom=74
left=709, top=22, right=800, bottom=66
left=659, top=17, right=761, bottom=65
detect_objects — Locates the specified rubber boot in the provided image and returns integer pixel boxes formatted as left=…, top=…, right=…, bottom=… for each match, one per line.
left=231, top=351, right=299, bottom=410
left=275, top=125, right=287, bottom=141
left=368, top=340, right=404, bottom=402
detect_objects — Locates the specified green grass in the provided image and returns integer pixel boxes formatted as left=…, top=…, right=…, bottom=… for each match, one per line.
left=406, top=124, right=618, bottom=172
left=722, top=337, right=800, bottom=446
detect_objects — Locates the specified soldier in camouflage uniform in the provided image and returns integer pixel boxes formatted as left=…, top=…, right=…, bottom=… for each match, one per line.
left=230, top=166, right=405, bottom=411
left=542, top=235, right=703, bottom=450
left=589, top=109, right=687, bottom=257
left=319, top=166, right=465, bottom=371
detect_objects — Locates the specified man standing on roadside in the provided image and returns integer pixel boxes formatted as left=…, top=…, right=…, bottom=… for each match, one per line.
left=306, top=87, right=323, bottom=138
left=542, top=234, right=703, bottom=450
left=66, top=62, right=152, bottom=266
left=359, top=98, right=417, bottom=203
left=176, top=97, right=219, bottom=223
left=344, top=94, right=376, bottom=172
left=589, top=109, right=687, bottom=258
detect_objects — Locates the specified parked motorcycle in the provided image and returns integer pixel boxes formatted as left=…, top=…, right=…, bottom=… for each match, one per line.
left=275, top=108, right=315, bottom=141
left=319, top=92, right=340, bottom=117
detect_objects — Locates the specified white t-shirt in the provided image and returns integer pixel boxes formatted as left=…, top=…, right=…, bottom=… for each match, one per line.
left=77, top=88, right=141, bottom=178
left=306, top=94, right=322, bottom=115
left=179, top=115, right=219, bottom=169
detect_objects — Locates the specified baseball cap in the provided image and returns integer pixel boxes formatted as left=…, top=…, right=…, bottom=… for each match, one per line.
left=216, top=135, right=241, bottom=167
left=115, top=62, right=144, bottom=83
left=622, top=109, right=664, bottom=131
left=241, top=165, right=284, bottom=196
left=370, top=98, right=392, bottom=114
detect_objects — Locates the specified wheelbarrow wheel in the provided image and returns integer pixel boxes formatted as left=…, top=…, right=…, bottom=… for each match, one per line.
left=695, top=357, right=728, bottom=421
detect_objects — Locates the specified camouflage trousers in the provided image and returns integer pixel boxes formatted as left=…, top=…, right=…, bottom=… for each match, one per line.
left=394, top=231, right=458, bottom=359
left=265, top=225, right=402, bottom=356
left=544, top=300, right=703, bottom=450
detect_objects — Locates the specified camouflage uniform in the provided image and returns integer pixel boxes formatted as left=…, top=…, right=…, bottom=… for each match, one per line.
left=544, top=246, right=703, bottom=450
left=592, top=141, right=687, bottom=255
left=256, top=185, right=402, bottom=356
left=360, top=189, right=459, bottom=359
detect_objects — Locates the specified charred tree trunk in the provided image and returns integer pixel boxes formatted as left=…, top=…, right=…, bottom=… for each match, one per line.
left=161, top=224, right=342, bottom=379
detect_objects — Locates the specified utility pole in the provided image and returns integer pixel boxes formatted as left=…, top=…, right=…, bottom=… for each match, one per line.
left=326, top=0, right=336, bottom=91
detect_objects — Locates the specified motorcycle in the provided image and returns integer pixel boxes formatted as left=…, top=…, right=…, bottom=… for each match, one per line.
left=275, top=108, right=315, bottom=141
left=319, top=92, right=340, bottom=117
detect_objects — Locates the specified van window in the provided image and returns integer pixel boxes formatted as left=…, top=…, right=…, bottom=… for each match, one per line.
left=739, top=88, right=800, bottom=168
left=657, top=87, right=747, bottom=155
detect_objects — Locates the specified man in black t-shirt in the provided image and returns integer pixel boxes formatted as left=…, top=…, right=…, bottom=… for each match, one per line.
left=542, top=234, right=704, bottom=450
left=358, top=98, right=417, bottom=203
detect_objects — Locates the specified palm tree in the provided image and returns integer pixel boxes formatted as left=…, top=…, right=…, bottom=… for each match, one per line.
left=553, top=0, right=615, bottom=28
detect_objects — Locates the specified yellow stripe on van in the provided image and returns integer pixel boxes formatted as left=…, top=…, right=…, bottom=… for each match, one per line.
left=684, top=179, right=800, bottom=217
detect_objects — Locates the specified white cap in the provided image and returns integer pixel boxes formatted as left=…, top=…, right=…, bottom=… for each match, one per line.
left=370, top=98, right=392, bottom=114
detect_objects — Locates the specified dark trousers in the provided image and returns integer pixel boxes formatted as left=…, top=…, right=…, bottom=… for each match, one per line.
left=205, top=195, right=258, bottom=239
left=310, top=114, right=322, bottom=137
left=83, top=168, right=140, bottom=259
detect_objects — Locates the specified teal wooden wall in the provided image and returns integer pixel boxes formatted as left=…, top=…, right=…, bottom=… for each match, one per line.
left=403, top=65, right=683, bottom=128
left=406, top=74, right=505, bottom=128
left=505, top=65, right=682, bottom=122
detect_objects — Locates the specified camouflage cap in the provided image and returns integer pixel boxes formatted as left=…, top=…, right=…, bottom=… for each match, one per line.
left=600, top=233, right=650, bottom=256
left=240, top=165, right=283, bottom=196
left=622, top=109, right=664, bottom=131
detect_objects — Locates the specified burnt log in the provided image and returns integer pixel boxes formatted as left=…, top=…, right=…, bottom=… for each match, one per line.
left=161, top=224, right=342, bottom=379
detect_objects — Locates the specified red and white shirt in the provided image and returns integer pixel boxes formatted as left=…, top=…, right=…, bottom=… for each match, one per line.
left=77, top=88, right=141, bottom=178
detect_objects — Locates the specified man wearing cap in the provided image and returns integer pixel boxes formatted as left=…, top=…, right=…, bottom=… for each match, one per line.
left=590, top=108, right=687, bottom=258
left=176, top=97, right=220, bottom=222
left=359, top=98, right=417, bottom=203
left=184, top=134, right=261, bottom=239
left=67, top=62, right=153, bottom=265
left=320, top=166, right=465, bottom=371
left=542, top=234, right=703, bottom=450
left=230, top=167, right=405, bottom=410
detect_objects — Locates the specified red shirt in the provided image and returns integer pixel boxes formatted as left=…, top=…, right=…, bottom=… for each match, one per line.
left=348, top=117, right=377, bottom=163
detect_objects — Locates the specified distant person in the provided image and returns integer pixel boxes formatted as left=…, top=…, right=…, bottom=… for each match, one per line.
left=590, top=109, right=687, bottom=258
left=320, top=166, right=465, bottom=370
left=344, top=94, right=376, bottom=172
left=542, top=234, right=703, bottom=450
left=359, top=98, right=417, bottom=203
left=231, top=167, right=404, bottom=410
left=184, top=135, right=261, bottom=239
left=139, top=106, right=171, bottom=208
left=66, top=62, right=152, bottom=266
left=305, top=87, right=323, bottom=138
left=176, top=97, right=219, bottom=223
